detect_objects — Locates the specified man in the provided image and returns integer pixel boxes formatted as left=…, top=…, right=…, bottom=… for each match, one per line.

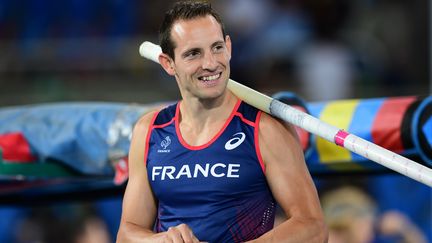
left=117, top=1, right=327, bottom=242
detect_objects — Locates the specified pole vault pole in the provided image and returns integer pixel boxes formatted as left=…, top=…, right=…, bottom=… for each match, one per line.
left=139, top=41, right=432, bottom=187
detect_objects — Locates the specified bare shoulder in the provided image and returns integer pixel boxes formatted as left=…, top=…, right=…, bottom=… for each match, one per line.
left=128, top=110, right=160, bottom=172
left=133, top=110, right=159, bottom=134
left=131, top=106, right=166, bottom=145
left=258, top=111, right=305, bottom=170
left=258, top=111, right=299, bottom=143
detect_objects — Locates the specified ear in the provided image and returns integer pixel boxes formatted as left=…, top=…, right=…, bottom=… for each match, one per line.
left=225, top=35, right=232, bottom=60
left=158, top=53, right=176, bottom=76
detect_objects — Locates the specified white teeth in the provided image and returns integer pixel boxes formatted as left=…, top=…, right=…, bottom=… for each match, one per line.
left=201, top=74, right=220, bottom=81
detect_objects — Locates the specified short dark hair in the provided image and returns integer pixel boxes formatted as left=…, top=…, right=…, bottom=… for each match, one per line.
left=159, top=1, right=226, bottom=59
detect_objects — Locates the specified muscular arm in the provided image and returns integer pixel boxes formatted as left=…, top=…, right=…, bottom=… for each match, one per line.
left=116, top=111, right=200, bottom=243
left=116, top=111, right=159, bottom=242
left=250, top=112, right=328, bottom=243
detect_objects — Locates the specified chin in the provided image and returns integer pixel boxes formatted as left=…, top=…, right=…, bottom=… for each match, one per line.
left=198, top=89, right=226, bottom=100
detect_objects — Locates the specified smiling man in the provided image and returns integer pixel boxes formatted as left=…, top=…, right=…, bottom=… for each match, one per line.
left=116, top=1, right=327, bottom=243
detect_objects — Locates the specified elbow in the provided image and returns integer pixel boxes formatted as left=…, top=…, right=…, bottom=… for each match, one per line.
left=311, top=219, right=329, bottom=243
left=273, top=216, right=328, bottom=243
left=116, top=224, right=128, bottom=243
left=315, top=219, right=329, bottom=243
left=116, top=221, right=154, bottom=243
left=299, top=216, right=329, bottom=243
left=116, top=223, right=136, bottom=243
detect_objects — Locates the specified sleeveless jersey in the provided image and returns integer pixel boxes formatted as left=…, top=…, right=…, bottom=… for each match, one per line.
left=145, top=99, right=276, bottom=243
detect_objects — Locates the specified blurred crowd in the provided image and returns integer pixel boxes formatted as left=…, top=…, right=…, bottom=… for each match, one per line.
left=0, top=0, right=428, bottom=105
left=321, top=185, right=427, bottom=243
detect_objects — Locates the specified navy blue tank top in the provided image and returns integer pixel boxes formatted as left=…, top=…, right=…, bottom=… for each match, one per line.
left=145, top=99, right=276, bottom=243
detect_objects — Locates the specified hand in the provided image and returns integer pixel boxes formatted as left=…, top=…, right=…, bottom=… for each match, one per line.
left=378, top=211, right=427, bottom=243
left=379, top=211, right=410, bottom=236
left=156, top=223, right=201, bottom=243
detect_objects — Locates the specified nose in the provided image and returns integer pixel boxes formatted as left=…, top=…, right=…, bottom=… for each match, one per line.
left=202, top=51, right=217, bottom=71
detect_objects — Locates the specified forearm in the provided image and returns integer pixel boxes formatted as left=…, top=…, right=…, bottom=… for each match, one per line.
left=247, top=217, right=328, bottom=243
left=116, top=221, right=159, bottom=243
left=117, top=222, right=202, bottom=243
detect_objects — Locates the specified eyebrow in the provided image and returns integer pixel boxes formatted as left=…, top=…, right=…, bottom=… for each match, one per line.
left=181, top=47, right=201, bottom=58
left=181, top=40, right=225, bottom=58
left=211, top=40, right=225, bottom=48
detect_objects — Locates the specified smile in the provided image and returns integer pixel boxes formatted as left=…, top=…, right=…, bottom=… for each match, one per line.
left=198, top=72, right=221, bottom=82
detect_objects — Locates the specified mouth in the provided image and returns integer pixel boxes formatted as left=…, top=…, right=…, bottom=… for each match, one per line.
left=198, top=72, right=222, bottom=85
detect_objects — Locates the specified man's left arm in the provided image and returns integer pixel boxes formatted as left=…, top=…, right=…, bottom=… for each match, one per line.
left=250, top=112, right=328, bottom=243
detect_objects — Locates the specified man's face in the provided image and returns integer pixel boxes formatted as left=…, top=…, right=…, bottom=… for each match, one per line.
left=169, top=15, right=232, bottom=101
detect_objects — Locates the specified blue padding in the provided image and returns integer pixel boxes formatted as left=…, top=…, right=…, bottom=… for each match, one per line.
left=0, top=102, right=149, bottom=175
left=349, top=98, right=385, bottom=162
left=422, top=117, right=432, bottom=148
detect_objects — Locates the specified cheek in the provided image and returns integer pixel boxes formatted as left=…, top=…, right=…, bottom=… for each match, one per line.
left=218, top=54, right=231, bottom=67
left=225, top=52, right=231, bottom=61
left=180, top=63, right=199, bottom=76
left=175, top=66, right=195, bottom=82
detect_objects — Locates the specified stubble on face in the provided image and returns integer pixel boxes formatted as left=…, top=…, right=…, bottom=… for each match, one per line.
left=169, top=15, right=232, bottom=102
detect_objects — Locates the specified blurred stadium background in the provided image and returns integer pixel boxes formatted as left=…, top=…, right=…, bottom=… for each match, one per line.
left=0, top=0, right=430, bottom=242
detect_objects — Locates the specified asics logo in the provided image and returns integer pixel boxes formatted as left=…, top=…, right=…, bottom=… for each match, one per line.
left=225, top=132, right=246, bottom=150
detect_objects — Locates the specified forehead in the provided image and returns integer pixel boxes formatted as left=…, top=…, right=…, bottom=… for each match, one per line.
left=171, top=15, right=224, bottom=51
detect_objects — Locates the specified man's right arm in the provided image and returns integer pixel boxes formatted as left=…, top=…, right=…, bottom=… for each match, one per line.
left=116, top=111, right=200, bottom=243
left=116, top=111, right=160, bottom=242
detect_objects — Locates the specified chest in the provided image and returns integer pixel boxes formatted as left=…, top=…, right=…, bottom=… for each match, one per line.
left=178, top=120, right=226, bottom=147
left=146, top=120, right=266, bottom=205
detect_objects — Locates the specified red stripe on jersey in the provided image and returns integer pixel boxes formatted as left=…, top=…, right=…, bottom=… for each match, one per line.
left=234, top=112, right=256, bottom=127
left=254, top=111, right=265, bottom=174
left=176, top=99, right=241, bottom=150
left=144, top=111, right=160, bottom=166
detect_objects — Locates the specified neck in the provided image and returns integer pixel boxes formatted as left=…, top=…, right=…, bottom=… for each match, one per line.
left=179, top=90, right=237, bottom=130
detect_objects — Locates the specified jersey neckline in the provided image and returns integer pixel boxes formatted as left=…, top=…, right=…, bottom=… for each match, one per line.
left=175, top=98, right=241, bottom=150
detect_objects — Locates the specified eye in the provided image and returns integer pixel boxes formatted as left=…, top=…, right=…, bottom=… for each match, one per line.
left=184, top=50, right=200, bottom=59
left=213, top=44, right=224, bottom=53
